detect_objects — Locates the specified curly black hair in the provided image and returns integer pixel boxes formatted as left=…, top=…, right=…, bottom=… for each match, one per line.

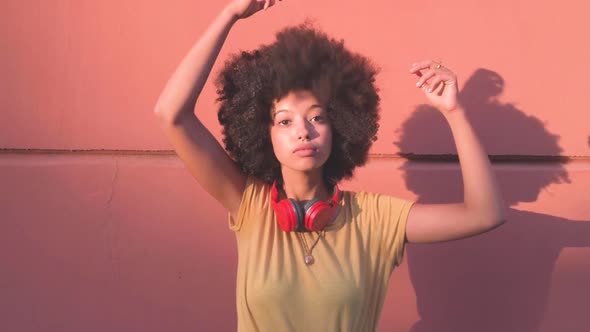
left=215, top=22, right=380, bottom=185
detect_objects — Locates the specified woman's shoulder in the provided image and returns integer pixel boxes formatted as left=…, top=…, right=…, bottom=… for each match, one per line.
left=242, top=176, right=272, bottom=201
left=228, top=176, right=272, bottom=232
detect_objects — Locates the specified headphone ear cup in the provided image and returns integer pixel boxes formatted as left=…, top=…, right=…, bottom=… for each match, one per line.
left=272, top=181, right=298, bottom=232
left=304, top=199, right=333, bottom=231
left=274, top=199, right=298, bottom=232
left=271, top=181, right=341, bottom=232
left=289, top=199, right=306, bottom=232
left=303, top=198, right=322, bottom=211
left=302, top=198, right=322, bottom=231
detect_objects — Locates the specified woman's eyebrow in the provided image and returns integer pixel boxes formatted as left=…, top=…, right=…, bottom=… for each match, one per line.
left=273, top=104, right=323, bottom=117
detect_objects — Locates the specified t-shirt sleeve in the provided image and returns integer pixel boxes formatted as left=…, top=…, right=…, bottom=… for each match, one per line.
left=228, top=176, right=264, bottom=232
left=373, top=193, right=416, bottom=268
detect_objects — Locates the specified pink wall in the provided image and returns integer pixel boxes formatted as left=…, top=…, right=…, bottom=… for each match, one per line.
left=1, top=0, right=589, bottom=331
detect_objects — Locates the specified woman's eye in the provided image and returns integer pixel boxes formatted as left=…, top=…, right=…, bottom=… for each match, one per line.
left=278, top=119, right=290, bottom=126
left=311, top=115, right=325, bottom=122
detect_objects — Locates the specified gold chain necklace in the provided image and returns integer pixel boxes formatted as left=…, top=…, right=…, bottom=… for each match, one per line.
left=296, top=230, right=325, bottom=265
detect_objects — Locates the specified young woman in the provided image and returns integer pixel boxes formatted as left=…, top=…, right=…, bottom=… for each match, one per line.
left=153, top=0, right=506, bottom=330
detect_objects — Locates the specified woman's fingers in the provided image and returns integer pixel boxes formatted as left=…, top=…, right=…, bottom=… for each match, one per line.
left=415, top=69, right=436, bottom=88
left=410, top=59, right=456, bottom=93
left=427, top=76, right=444, bottom=93
left=231, top=0, right=282, bottom=19
left=263, top=0, right=277, bottom=10
left=410, top=60, right=438, bottom=90
left=251, top=1, right=266, bottom=14
left=409, top=60, right=438, bottom=74
left=409, top=59, right=460, bottom=111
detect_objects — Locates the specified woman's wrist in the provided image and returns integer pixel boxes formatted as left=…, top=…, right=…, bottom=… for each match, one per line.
left=442, top=105, right=466, bottom=122
left=221, top=4, right=242, bottom=24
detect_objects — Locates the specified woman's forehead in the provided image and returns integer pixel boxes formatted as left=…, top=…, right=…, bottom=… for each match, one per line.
left=272, top=90, right=323, bottom=116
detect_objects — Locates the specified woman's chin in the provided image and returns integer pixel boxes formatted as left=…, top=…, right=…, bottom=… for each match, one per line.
left=283, top=161, right=326, bottom=174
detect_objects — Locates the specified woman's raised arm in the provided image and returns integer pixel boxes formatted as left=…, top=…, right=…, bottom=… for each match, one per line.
left=153, top=1, right=282, bottom=220
left=404, top=60, right=507, bottom=243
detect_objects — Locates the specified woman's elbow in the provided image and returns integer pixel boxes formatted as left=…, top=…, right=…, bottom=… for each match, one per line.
left=486, top=208, right=508, bottom=231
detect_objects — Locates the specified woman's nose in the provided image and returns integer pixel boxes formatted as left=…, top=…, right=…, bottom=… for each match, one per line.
left=296, top=120, right=311, bottom=141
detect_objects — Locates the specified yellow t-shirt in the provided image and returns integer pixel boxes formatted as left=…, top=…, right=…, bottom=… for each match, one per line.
left=228, top=177, right=415, bottom=332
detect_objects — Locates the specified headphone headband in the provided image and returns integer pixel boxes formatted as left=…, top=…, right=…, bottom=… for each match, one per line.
left=271, top=181, right=340, bottom=207
left=271, top=181, right=341, bottom=232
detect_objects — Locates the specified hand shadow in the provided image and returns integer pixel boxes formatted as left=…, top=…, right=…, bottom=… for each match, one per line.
left=394, top=68, right=590, bottom=332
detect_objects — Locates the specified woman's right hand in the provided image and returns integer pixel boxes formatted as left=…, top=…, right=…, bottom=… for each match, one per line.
left=225, top=0, right=283, bottom=20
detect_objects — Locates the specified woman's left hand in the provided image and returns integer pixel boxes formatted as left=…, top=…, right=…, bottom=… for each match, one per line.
left=409, top=59, right=460, bottom=113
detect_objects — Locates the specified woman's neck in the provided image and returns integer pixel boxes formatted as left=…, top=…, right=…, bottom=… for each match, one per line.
left=280, top=169, right=329, bottom=202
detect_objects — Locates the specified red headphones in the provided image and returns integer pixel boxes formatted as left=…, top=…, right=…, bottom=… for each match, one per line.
left=271, top=181, right=341, bottom=232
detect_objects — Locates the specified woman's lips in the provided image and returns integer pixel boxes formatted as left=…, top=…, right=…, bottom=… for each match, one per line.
left=293, top=145, right=318, bottom=157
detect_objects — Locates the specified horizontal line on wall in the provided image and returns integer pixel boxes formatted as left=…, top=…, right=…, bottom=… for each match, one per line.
left=376, top=153, right=587, bottom=163
left=0, top=148, right=588, bottom=163
left=0, top=148, right=177, bottom=156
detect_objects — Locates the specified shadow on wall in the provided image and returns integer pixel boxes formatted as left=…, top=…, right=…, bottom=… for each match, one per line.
left=394, top=68, right=590, bottom=332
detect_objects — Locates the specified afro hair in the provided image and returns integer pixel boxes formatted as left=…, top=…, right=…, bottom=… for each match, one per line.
left=215, top=22, right=380, bottom=185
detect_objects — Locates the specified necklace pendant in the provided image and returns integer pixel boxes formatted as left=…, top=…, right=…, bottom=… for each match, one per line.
left=304, top=254, right=315, bottom=265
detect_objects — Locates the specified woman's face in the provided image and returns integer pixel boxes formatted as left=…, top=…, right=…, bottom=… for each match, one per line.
left=269, top=90, right=332, bottom=174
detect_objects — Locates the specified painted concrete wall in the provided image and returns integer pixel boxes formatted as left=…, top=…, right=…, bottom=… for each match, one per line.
left=1, top=0, right=589, bottom=331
